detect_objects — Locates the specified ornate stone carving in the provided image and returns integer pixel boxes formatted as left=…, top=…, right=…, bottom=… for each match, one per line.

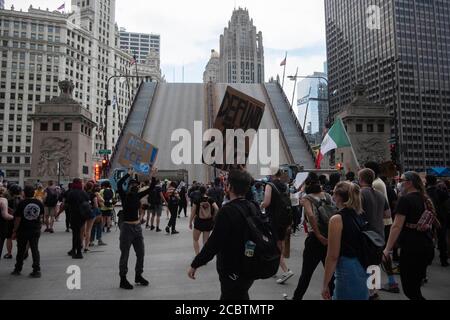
left=48, top=80, right=78, bottom=105
left=355, top=137, right=387, bottom=164
left=37, top=137, right=72, bottom=177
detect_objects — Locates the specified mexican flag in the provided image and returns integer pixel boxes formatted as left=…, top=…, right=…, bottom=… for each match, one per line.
left=316, top=118, right=352, bottom=169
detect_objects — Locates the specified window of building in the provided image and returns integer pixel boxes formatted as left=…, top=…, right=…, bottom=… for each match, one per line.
left=64, top=123, right=72, bottom=131
left=367, top=124, right=374, bottom=133
left=40, top=123, right=48, bottom=131
left=378, top=124, right=385, bottom=133
left=356, top=124, right=363, bottom=133
left=52, top=123, right=60, bottom=131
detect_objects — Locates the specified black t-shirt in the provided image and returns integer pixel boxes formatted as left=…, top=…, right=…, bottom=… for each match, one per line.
left=267, top=180, right=287, bottom=224
left=66, top=189, right=90, bottom=224
left=14, top=198, right=45, bottom=235
left=150, top=186, right=163, bottom=205
left=395, top=192, right=433, bottom=247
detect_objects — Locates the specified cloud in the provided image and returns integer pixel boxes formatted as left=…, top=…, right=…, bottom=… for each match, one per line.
left=9, top=0, right=327, bottom=84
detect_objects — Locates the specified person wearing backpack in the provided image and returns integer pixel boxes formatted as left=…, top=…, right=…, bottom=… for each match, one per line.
left=188, top=170, right=273, bottom=300
left=189, top=186, right=219, bottom=255
left=100, top=181, right=116, bottom=233
left=384, top=172, right=437, bottom=300
left=261, top=169, right=294, bottom=285
left=65, top=179, right=90, bottom=259
left=165, top=182, right=180, bottom=235
left=43, top=180, right=59, bottom=233
left=177, top=186, right=188, bottom=218
left=358, top=169, right=398, bottom=297
left=207, top=178, right=225, bottom=209
left=322, top=182, right=369, bottom=300
left=292, top=172, right=336, bottom=300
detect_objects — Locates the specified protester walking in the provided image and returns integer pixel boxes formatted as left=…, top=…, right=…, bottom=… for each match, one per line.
left=189, top=186, right=219, bottom=255
left=292, top=173, right=336, bottom=300
left=177, top=185, right=188, bottom=218
left=66, top=179, right=89, bottom=259
left=148, top=179, right=166, bottom=232
left=322, top=181, right=369, bottom=300
left=43, top=180, right=59, bottom=233
left=188, top=170, right=257, bottom=300
left=100, top=181, right=116, bottom=233
left=384, top=172, right=437, bottom=300
left=165, top=182, right=180, bottom=235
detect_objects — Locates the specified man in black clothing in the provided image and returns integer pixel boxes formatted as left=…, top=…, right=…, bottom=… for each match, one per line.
left=65, top=179, right=89, bottom=259
left=188, top=170, right=255, bottom=300
left=11, top=186, right=45, bottom=278
left=117, top=168, right=154, bottom=290
left=207, top=178, right=225, bottom=208
left=426, top=175, right=449, bottom=266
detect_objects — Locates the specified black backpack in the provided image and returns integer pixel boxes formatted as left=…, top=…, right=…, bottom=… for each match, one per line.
left=304, top=193, right=338, bottom=237
left=351, top=215, right=385, bottom=269
left=268, top=183, right=293, bottom=228
left=103, top=189, right=114, bottom=208
left=79, top=200, right=91, bottom=221
left=45, top=188, right=58, bottom=207
left=168, top=191, right=179, bottom=207
left=208, top=187, right=224, bottom=207
left=229, top=200, right=281, bottom=280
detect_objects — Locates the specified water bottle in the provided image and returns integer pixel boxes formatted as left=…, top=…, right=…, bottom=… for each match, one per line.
left=245, top=241, right=256, bottom=258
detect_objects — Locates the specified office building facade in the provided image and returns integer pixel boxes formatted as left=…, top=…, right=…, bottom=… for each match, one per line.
left=219, top=8, right=264, bottom=84
left=0, top=2, right=137, bottom=185
left=203, top=49, right=220, bottom=83
left=325, top=0, right=450, bottom=171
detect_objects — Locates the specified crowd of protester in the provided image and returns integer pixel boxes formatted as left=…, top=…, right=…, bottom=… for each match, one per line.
left=1, top=162, right=449, bottom=300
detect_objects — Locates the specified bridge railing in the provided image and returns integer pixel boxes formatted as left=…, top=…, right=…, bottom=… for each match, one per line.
left=271, top=79, right=317, bottom=163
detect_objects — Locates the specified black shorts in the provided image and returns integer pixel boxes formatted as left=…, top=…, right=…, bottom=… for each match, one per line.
left=5, top=221, right=14, bottom=239
left=101, top=210, right=113, bottom=217
left=276, top=226, right=288, bottom=242
left=194, top=218, right=214, bottom=232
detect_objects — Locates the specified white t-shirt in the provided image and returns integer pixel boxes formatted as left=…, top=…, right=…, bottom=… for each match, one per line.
left=290, top=192, right=300, bottom=207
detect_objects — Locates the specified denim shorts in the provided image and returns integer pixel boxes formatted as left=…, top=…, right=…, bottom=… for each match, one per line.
left=333, top=256, right=369, bottom=300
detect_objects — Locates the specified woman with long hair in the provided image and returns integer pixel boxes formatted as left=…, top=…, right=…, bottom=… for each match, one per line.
left=83, top=181, right=98, bottom=253
left=322, top=181, right=369, bottom=300
left=383, top=172, right=436, bottom=300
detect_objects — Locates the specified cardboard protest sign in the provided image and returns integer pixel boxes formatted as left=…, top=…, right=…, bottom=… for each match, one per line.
left=118, top=133, right=158, bottom=175
left=206, top=86, right=265, bottom=171
left=294, top=172, right=309, bottom=189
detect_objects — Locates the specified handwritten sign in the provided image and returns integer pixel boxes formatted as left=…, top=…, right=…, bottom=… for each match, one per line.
left=207, top=86, right=265, bottom=171
left=118, top=133, right=158, bottom=175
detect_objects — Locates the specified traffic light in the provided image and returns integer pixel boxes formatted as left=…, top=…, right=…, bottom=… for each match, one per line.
left=94, top=163, right=101, bottom=181
left=101, top=158, right=110, bottom=177
left=336, top=163, right=344, bottom=171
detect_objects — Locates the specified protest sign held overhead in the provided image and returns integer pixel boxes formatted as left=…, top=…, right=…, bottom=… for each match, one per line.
left=118, top=133, right=159, bottom=175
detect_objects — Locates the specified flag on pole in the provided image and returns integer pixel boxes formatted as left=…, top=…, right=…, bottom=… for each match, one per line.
left=280, top=57, right=286, bottom=66
left=316, top=118, right=352, bottom=169
left=57, top=3, right=65, bottom=11
left=130, top=55, right=137, bottom=66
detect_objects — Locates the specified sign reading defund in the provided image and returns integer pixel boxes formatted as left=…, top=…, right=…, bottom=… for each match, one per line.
left=118, top=133, right=158, bottom=175
left=205, top=86, right=266, bottom=171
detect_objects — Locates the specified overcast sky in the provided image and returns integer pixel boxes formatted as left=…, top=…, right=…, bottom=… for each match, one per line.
left=9, top=0, right=327, bottom=100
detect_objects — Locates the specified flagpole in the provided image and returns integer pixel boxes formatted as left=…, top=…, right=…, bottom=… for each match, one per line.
left=338, top=117, right=361, bottom=170
left=281, top=51, right=287, bottom=90
left=290, top=67, right=299, bottom=110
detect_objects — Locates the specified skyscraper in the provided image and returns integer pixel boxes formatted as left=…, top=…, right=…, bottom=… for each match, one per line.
left=203, top=49, right=220, bottom=83
left=0, top=0, right=4, bottom=10
left=119, top=29, right=160, bottom=64
left=325, top=0, right=450, bottom=171
left=219, top=8, right=264, bottom=84
left=297, top=72, right=329, bottom=145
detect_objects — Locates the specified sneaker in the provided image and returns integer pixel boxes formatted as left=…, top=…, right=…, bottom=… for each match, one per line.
left=3, top=254, right=12, bottom=259
left=84, top=248, right=90, bottom=253
left=89, top=242, right=95, bottom=247
left=165, top=226, right=170, bottom=234
left=107, top=228, right=111, bottom=233
left=44, top=228, right=49, bottom=233
left=150, top=226, right=155, bottom=231
left=277, top=270, right=294, bottom=284
left=29, top=271, right=42, bottom=278
left=145, top=225, right=150, bottom=229
left=156, top=227, right=162, bottom=232
left=380, top=283, right=400, bottom=294
left=369, top=293, right=380, bottom=300
left=49, top=228, right=54, bottom=233
left=72, top=253, right=83, bottom=259
left=120, top=278, right=134, bottom=290
left=11, top=270, right=21, bottom=276
left=171, top=230, right=180, bottom=235
left=135, top=274, right=149, bottom=286
left=98, top=240, right=107, bottom=246
left=67, top=250, right=74, bottom=256
left=65, top=229, right=70, bottom=233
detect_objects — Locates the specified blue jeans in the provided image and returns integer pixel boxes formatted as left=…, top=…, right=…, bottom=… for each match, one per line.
left=90, top=222, right=102, bottom=242
left=333, top=256, right=369, bottom=300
